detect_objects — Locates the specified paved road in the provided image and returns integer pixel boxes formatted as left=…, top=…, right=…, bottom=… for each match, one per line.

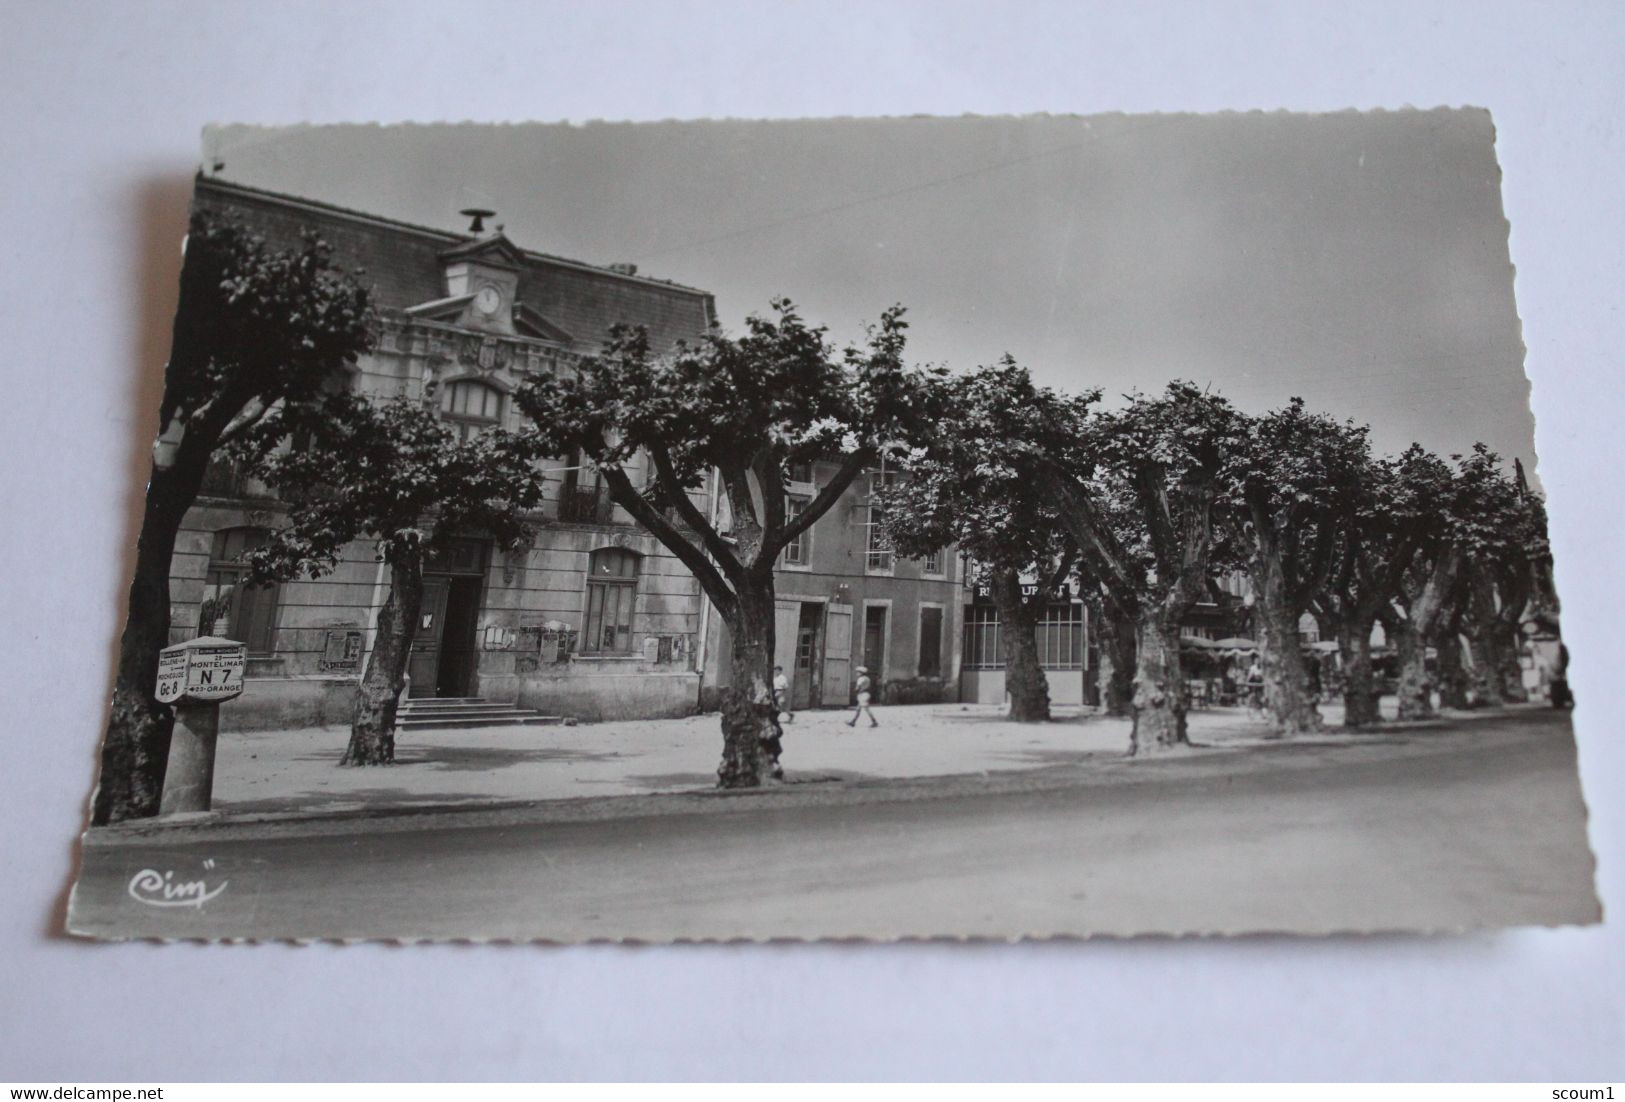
left=67, top=709, right=1600, bottom=940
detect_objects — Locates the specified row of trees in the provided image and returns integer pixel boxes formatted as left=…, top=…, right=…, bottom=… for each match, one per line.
left=882, top=362, right=1555, bottom=755
left=93, top=211, right=1554, bottom=822
left=95, top=212, right=938, bottom=821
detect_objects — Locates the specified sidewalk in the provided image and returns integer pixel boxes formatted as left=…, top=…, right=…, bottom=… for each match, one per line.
left=207, top=695, right=1483, bottom=818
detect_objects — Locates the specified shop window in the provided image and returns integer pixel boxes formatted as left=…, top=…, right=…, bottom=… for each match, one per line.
left=200, top=527, right=279, bottom=655
left=441, top=379, right=504, bottom=440
left=962, top=605, right=1003, bottom=670
left=583, top=547, right=640, bottom=654
left=1035, top=602, right=1086, bottom=669
left=961, top=602, right=1084, bottom=672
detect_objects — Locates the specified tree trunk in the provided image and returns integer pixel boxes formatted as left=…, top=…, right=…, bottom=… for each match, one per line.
left=716, top=587, right=779, bottom=788
left=1464, top=629, right=1499, bottom=707
left=344, top=553, right=426, bottom=766
left=1435, top=629, right=1470, bottom=709
left=1252, top=556, right=1323, bottom=736
left=1390, top=616, right=1433, bottom=720
left=1095, top=605, right=1135, bottom=717
left=1129, top=607, right=1187, bottom=755
left=1393, top=550, right=1459, bottom=720
left=1339, top=615, right=1381, bottom=728
left=1463, top=572, right=1504, bottom=708
left=1489, top=561, right=1532, bottom=704
left=992, top=571, right=1050, bottom=722
left=1492, top=623, right=1530, bottom=703
left=93, top=454, right=208, bottom=824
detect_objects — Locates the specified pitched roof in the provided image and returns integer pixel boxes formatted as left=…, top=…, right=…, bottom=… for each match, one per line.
left=190, top=175, right=716, bottom=353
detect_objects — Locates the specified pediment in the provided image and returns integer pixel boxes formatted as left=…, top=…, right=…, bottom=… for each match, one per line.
left=437, top=232, right=526, bottom=269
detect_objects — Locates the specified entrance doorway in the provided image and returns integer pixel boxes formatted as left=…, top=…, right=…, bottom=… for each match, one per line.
left=407, top=575, right=484, bottom=698
left=792, top=602, right=823, bottom=709
left=406, top=540, right=488, bottom=698
left=862, top=604, right=887, bottom=698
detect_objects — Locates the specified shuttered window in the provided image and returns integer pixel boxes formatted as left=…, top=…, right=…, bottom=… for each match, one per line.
left=201, top=527, right=279, bottom=656
left=919, top=606, right=944, bottom=677
left=582, top=548, right=640, bottom=654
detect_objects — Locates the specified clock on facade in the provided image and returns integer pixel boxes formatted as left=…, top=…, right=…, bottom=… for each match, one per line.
left=474, top=285, right=503, bottom=316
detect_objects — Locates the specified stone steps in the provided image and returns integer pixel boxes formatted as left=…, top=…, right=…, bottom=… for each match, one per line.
left=396, top=698, right=564, bottom=730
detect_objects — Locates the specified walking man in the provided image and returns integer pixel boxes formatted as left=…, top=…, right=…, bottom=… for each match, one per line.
left=847, top=665, right=879, bottom=728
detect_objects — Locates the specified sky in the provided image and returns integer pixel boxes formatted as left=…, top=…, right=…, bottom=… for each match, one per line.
left=204, top=111, right=1535, bottom=468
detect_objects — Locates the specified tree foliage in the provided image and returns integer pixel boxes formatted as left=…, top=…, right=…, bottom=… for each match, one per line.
left=240, top=394, right=551, bottom=764
left=879, top=358, right=1091, bottom=720
left=162, top=212, right=375, bottom=460
left=1223, top=399, right=1372, bottom=733
left=94, top=210, right=374, bottom=823
left=240, top=394, right=550, bottom=575
left=1036, top=381, right=1243, bottom=752
left=515, top=299, right=940, bottom=785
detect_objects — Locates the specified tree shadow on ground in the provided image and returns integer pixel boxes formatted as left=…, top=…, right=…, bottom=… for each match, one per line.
left=986, top=748, right=1123, bottom=767
left=216, top=788, right=520, bottom=814
left=930, top=709, right=1103, bottom=726
left=284, top=745, right=622, bottom=772
left=618, top=771, right=717, bottom=788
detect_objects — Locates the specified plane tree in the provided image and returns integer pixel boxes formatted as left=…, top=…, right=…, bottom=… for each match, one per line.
left=94, top=211, right=373, bottom=824
left=1454, top=446, right=1547, bottom=707
left=878, top=358, right=1090, bottom=721
left=1310, top=445, right=1452, bottom=728
left=1036, top=382, right=1243, bottom=754
left=514, top=300, right=938, bottom=787
left=239, top=394, right=550, bottom=765
left=1224, top=400, right=1371, bottom=736
left=1377, top=444, right=1516, bottom=719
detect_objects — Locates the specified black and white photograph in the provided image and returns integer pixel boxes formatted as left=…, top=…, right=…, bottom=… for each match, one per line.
left=60, top=111, right=1601, bottom=941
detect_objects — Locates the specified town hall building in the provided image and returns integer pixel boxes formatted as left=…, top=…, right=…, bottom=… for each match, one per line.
left=172, top=176, right=968, bottom=730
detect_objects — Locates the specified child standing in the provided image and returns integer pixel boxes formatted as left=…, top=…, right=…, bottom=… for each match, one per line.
left=772, top=665, right=793, bottom=724
left=847, top=665, right=879, bottom=728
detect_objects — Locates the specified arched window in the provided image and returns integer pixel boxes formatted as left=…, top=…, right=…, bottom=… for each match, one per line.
left=441, top=379, right=504, bottom=440
left=582, top=548, right=640, bottom=654
left=201, top=527, right=280, bottom=656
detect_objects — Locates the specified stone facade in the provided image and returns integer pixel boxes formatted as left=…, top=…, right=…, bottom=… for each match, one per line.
left=173, top=177, right=966, bottom=729
left=179, top=177, right=716, bottom=729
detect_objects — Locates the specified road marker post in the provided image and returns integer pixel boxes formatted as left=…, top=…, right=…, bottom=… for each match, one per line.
left=155, top=636, right=247, bottom=815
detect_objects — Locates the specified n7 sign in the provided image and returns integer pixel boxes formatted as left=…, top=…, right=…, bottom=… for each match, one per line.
left=155, top=638, right=247, bottom=705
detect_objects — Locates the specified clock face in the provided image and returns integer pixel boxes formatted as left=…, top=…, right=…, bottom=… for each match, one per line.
left=474, top=286, right=502, bottom=316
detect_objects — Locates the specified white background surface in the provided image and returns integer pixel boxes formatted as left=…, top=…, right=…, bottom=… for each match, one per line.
left=1, top=0, right=1621, bottom=1082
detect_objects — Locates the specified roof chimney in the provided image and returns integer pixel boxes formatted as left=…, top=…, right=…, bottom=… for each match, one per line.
left=606, top=262, right=639, bottom=277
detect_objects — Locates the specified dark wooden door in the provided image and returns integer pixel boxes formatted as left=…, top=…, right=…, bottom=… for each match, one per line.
left=793, top=627, right=816, bottom=709
left=436, top=576, right=483, bottom=697
left=407, top=577, right=451, bottom=698
left=862, top=606, right=886, bottom=697
left=793, top=601, right=823, bottom=708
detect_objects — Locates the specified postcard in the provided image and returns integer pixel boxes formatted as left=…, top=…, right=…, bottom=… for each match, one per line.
left=68, top=112, right=1600, bottom=940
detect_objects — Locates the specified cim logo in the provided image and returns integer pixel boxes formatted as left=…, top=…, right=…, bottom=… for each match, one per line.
left=127, top=861, right=228, bottom=909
